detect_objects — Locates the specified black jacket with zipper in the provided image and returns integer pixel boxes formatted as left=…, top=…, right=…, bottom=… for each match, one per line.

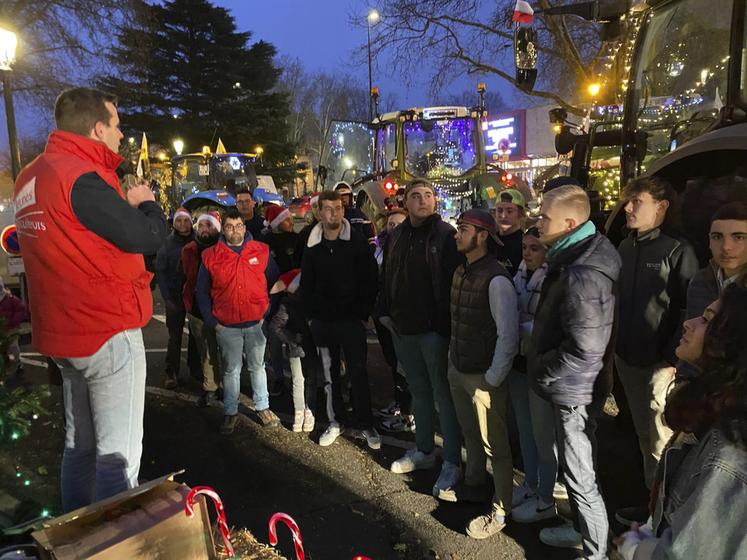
left=379, top=214, right=464, bottom=338
left=616, top=227, right=699, bottom=367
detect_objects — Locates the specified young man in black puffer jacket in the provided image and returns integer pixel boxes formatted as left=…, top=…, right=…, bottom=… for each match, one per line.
left=529, top=185, right=621, bottom=560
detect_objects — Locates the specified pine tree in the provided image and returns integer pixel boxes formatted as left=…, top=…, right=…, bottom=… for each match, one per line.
left=99, top=0, right=295, bottom=171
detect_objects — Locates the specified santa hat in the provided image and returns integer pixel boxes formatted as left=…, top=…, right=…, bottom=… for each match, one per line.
left=264, top=205, right=291, bottom=232
left=197, top=211, right=221, bottom=232
left=173, top=207, right=192, bottom=222
left=270, top=268, right=301, bottom=294
left=310, top=194, right=320, bottom=207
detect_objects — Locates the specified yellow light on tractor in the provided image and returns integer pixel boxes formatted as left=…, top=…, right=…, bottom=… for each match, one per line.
left=255, top=146, right=264, bottom=155
left=201, top=145, right=211, bottom=155
left=587, top=82, right=602, bottom=98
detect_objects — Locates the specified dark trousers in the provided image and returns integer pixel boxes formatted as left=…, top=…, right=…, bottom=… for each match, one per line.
left=553, top=404, right=608, bottom=560
left=165, top=305, right=186, bottom=377
left=373, top=316, right=412, bottom=415
left=310, top=319, right=374, bottom=429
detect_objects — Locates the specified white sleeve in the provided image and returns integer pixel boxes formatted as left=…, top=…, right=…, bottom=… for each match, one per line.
left=485, top=275, right=519, bottom=387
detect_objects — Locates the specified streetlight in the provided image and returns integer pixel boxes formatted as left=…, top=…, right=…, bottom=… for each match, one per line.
left=172, top=138, right=184, bottom=155
left=587, top=82, right=602, bottom=98
left=0, top=27, right=21, bottom=181
left=255, top=145, right=264, bottom=166
left=366, top=9, right=380, bottom=122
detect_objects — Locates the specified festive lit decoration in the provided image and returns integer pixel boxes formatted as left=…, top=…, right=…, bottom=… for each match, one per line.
left=588, top=167, right=621, bottom=210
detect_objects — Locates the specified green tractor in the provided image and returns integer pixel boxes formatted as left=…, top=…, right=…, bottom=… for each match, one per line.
left=518, top=0, right=747, bottom=261
left=318, top=98, right=522, bottom=229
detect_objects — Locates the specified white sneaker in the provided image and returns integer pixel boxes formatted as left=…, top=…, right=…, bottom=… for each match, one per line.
left=512, top=483, right=536, bottom=506
left=302, top=409, right=315, bottom=432
left=539, top=522, right=583, bottom=549
left=318, top=423, right=341, bottom=446
left=432, top=461, right=462, bottom=497
left=292, top=410, right=304, bottom=432
left=390, top=448, right=436, bottom=474
left=511, top=497, right=557, bottom=523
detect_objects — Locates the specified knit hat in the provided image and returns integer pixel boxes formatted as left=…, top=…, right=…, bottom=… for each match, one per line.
left=197, top=211, right=221, bottom=232
left=497, top=188, right=525, bottom=208
left=457, top=208, right=503, bottom=246
left=264, top=205, right=291, bottom=231
left=173, top=207, right=192, bottom=222
left=334, top=182, right=353, bottom=195
left=404, top=178, right=435, bottom=199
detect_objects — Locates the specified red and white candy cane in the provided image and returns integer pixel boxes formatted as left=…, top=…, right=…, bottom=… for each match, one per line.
left=268, top=512, right=305, bottom=560
left=185, top=486, right=235, bottom=558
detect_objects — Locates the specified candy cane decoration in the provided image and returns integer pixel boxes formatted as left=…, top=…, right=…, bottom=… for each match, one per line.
left=268, top=512, right=305, bottom=560
left=185, top=486, right=235, bottom=558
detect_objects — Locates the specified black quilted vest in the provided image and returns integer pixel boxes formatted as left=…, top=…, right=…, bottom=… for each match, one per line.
left=449, top=254, right=511, bottom=373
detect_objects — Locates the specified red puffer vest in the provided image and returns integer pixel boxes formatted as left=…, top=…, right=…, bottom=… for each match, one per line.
left=14, top=130, right=153, bottom=357
left=201, top=240, right=269, bottom=325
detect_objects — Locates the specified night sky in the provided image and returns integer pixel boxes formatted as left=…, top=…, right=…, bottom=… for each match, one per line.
left=1, top=1, right=522, bottom=154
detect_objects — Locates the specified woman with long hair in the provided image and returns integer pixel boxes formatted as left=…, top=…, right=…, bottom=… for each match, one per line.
left=616, top=284, right=747, bottom=559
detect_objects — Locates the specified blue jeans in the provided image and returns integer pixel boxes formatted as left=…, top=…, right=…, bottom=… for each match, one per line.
left=554, top=404, right=608, bottom=560
left=55, top=329, right=146, bottom=513
left=391, top=331, right=462, bottom=465
left=216, top=323, right=269, bottom=415
left=528, top=387, right=558, bottom=502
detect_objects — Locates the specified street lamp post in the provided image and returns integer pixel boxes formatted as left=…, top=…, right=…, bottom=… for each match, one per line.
left=0, top=27, right=21, bottom=181
left=173, top=139, right=184, bottom=156
left=366, top=10, right=379, bottom=122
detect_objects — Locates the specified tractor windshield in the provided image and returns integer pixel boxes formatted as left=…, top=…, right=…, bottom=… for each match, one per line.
left=172, top=154, right=256, bottom=203
left=632, top=0, right=733, bottom=164
left=404, top=117, right=478, bottom=179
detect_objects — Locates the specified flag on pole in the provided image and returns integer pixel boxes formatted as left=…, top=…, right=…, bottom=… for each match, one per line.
left=512, top=0, right=534, bottom=24
left=136, top=133, right=150, bottom=178
left=216, top=138, right=227, bottom=154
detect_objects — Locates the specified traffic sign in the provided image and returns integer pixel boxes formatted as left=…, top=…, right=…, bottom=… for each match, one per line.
left=1, top=225, right=20, bottom=255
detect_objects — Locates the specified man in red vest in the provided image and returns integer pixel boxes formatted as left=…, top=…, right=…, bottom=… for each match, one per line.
left=13, top=88, right=167, bottom=512
left=196, top=207, right=280, bottom=434
left=180, top=211, right=223, bottom=407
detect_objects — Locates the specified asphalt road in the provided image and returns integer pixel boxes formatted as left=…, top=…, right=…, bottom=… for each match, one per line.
left=6, top=293, right=646, bottom=559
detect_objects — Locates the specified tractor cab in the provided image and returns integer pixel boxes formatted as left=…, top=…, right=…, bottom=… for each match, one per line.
left=319, top=103, right=514, bottom=228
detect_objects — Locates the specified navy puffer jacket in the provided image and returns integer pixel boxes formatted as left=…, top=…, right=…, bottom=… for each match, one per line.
left=529, top=232, right=621, bottom=407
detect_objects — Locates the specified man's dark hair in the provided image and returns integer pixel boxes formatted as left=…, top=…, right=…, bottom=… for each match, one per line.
left=318, top=190, right=342, bottom=208
left=711, top=201, right=747, bottom=225
left=235, top=188, right=253, bottom=197
left=623, top=176, right=676, bottom=205
left=54, top=88, right=118, bottom=136
left=224, top=207, right=242, bottom=221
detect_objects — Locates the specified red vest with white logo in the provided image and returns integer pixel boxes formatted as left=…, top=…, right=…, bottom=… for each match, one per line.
left=201, top=240, right=270, bottom=325
left=13, top=130, right=153, bottom=357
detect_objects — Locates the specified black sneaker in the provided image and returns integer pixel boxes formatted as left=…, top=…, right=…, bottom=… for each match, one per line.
left=164, top=375, right=178, bottom=390
left=196, top=391, right=218, bottom=408
left=615, top=505, right=650, bottom=527
left=220, top=414, right=239, bottom=434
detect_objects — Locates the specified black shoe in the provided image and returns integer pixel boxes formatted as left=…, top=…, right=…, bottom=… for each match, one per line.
left=220, top=414, right=239, bottom=434
left=615, top=505, right=650, bottom=527
left=196, top=391, right=218, bottom=408
left=164, top=375, right=178, bottom=390
left=14, top=365, right=24, bottom=376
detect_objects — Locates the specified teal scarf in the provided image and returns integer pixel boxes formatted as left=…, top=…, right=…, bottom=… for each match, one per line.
left=547, top=220, right=596, bottom=260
